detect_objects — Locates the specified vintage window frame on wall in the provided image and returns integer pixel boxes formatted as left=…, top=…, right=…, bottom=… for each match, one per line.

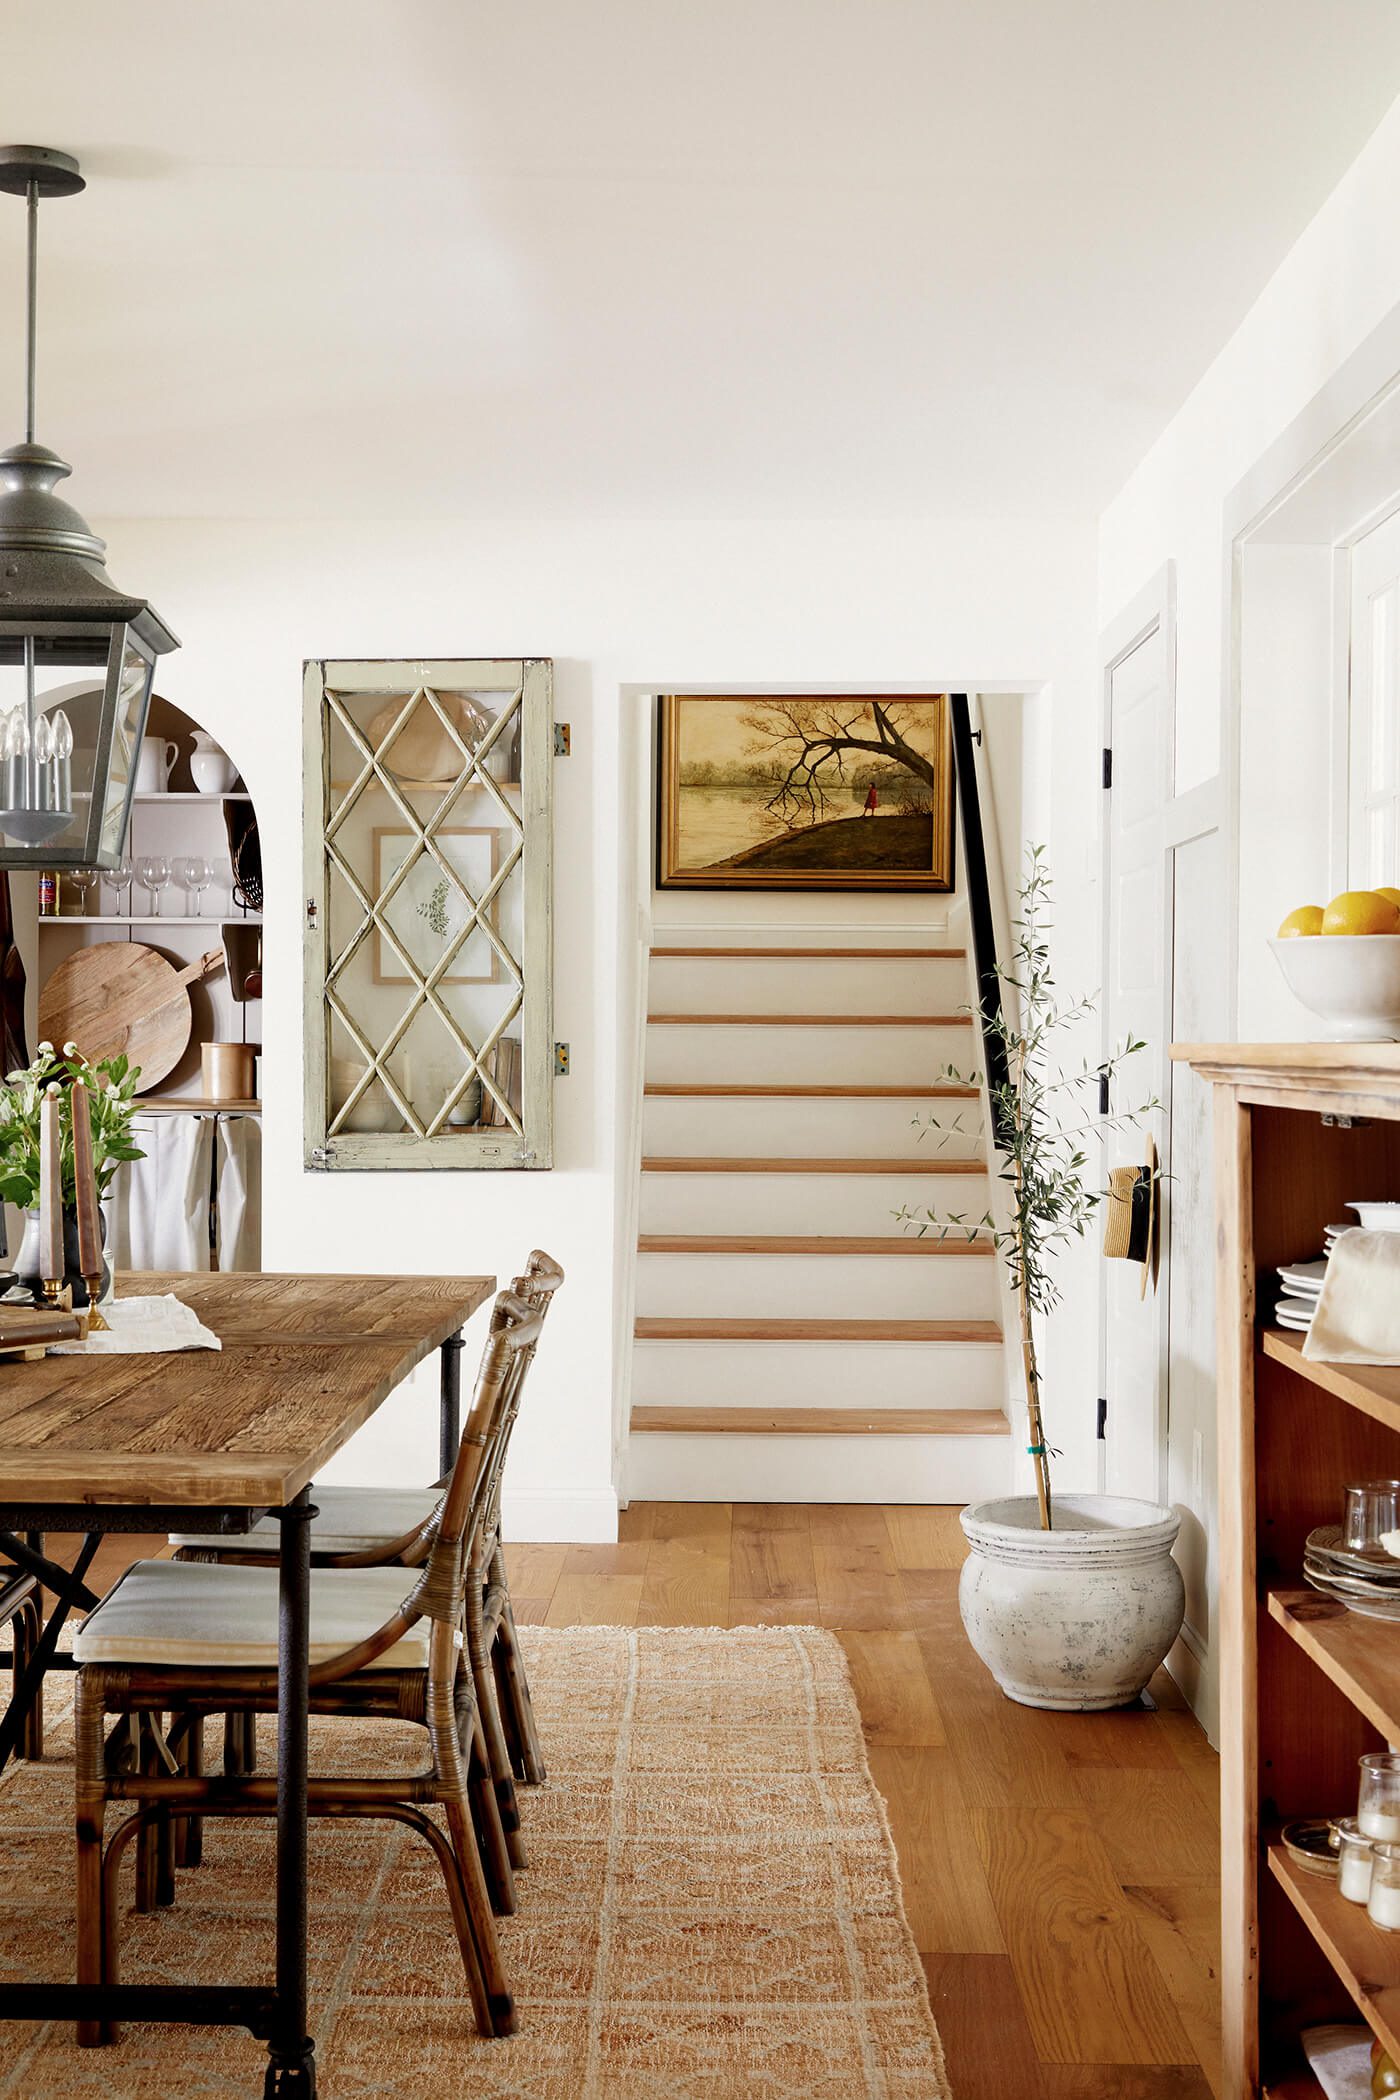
left=303, top=656, right=554, bottom=1172
left=656, top=693, right=956, bottom=892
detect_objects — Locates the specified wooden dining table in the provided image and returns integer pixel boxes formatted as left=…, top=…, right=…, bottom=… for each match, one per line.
left=0, top=1268, right=494, bottom=2098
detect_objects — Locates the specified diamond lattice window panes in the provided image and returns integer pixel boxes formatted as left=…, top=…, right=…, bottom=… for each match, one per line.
left=303, top=657, right=554, bottom=1170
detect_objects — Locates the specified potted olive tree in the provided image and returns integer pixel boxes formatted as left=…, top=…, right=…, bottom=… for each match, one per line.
left=898, top=849, right=1184, bottom=1710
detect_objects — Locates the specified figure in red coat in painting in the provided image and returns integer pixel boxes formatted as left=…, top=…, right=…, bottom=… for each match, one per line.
left=862, top=783, right=878, bottom=817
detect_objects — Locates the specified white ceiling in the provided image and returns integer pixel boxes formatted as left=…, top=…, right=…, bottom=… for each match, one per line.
left=3, top=0, right=1400, bottom=522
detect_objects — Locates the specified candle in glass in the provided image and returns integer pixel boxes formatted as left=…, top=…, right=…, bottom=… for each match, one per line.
left=1370, top=1842, right=1400, bottom=1930
left=1336, top=1818, right=1375, bottom=1903
left=37, top=1082, right=63, bottom=1286
left=69, top=1078, right=103, bottom=1281
left=1359, top=1753, right=1400, bottom=1840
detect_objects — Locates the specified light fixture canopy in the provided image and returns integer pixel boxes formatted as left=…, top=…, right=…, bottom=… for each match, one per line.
left=0, top=146, right=178, bottom=871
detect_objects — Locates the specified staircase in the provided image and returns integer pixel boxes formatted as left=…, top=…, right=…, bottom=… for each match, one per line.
left=624, top=936, right=1015, bottom=1503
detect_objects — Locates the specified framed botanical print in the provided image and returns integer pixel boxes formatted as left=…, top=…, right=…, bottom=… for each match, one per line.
left=656, top=694, right=955, bottom=891
left=371, top=825, right=503, bottom=985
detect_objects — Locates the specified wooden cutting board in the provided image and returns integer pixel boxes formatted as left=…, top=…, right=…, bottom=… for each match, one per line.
left=38, top=942, right=224, bottom=1093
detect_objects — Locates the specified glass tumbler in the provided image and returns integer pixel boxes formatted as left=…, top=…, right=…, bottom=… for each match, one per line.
left=1370, top=1841, right=1400, bottom=1930
left=1360, top=1753, right=1400, bottom=1840
left=1344, top=1482, right=1400, bottom=1552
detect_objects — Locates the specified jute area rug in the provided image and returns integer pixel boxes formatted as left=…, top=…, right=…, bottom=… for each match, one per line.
left=0, top=1623, right=951, bottom=2098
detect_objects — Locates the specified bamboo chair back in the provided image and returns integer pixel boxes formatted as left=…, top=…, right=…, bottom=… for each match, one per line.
left=305, top=1290, right=543, bottom=1691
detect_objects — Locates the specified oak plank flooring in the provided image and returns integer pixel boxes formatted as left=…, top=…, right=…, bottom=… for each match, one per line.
left=89, top=1497, right=1220, bottom=2091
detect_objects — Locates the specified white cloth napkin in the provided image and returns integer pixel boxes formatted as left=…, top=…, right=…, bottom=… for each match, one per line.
left=48, top=1293, right=221, bottom=1356
left=1304, top=1229, right=1400, bottom=1365
left=1302, top=2023, right=1377, bottom=2099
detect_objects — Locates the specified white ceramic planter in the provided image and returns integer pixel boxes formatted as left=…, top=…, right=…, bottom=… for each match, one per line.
left=958, top=1493, right=1185, bottom=1711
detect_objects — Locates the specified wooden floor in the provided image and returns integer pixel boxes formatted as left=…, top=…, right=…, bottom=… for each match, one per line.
left=59, top=1503, right=1221, bottom=2097
left=505, top=1501, right=1223, bottom=2100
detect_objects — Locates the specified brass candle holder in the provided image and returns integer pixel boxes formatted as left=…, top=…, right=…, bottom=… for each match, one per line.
left=82, top=1279, right=108, bottom=1332
left=39, top=1279, right=61, bottom=1308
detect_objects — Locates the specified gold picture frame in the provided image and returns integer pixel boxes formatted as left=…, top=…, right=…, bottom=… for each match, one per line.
left=657, top=694, right=955, bottom=891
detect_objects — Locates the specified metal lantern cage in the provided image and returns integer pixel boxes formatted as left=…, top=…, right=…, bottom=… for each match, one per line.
left=0, top=146, right=178, bottom=871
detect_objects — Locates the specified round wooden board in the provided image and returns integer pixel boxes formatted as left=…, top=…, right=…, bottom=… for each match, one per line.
left=38, top=942, right=197, bottom=1092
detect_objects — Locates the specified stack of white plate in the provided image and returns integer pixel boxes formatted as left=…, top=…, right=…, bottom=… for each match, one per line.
left=1305, top=1525, right=1400, bottom=1619
left=1276, top=1257, right=1327, bottom=1332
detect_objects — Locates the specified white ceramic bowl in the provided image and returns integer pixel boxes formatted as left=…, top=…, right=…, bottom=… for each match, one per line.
left=1348, top=1202, right=1400, bottom=1234
left=1270, top=934, right=1400, bottom=1040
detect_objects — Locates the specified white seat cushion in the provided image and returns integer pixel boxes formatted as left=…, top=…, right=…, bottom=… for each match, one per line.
left=169, top=1484, right=440, bottom=1556
left=73, top=1559, right=431, bottom=1670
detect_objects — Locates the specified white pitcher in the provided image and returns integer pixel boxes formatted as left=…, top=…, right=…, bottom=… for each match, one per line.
left=134, top=735, right=179, bottom=794
left=189, top=731, right=237, bottom=795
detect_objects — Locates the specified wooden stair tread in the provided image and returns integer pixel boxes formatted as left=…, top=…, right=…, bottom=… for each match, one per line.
left=649, top=945, right=965, bottom=959
left=641, top=1155, right=985, bottom=1174
left=637, top=1233, right=993, bottom=1256
left=644, top=1082, right=980, bottom=1098
left=634, top=1316, right=1001, bottom=1342
left=630, top=1405, right=1008, bottom=1436
left=647, top=1011, right=973, bottom=1026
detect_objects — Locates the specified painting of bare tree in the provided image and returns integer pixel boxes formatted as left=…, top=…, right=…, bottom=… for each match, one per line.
left=657, top=695, right=954, bottom=890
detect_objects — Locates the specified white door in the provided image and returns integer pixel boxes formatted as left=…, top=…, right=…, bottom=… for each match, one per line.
left=1349, top=510, right=1400, bottom=888
left=1100, top=603, right=1170, bottom=1502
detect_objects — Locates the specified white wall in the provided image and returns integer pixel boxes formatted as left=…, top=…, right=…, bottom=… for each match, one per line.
left=95, top=515, right=1099, bottom=1534
left=1096, top=86, right=1400, bottom=1739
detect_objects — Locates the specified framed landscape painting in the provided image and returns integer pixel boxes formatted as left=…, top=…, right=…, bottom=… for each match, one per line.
left=657, top=695, right=955, bottom=891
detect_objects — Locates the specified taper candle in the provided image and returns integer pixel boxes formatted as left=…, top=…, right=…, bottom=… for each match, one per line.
left=69, top=1078, right=102, bottom=1280
left=38, top=1082, right=63, bottom=1284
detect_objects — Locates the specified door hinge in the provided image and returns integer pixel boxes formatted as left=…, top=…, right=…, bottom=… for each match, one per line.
left=554, top=722, right=571, bottom=757
left=1098, top=1068, right=1110, bottom=1116
left=1096, top=1396, right=1107, bottom=1441
left=1101, top=746, right=1113, bottom=790
left=554, top=1041, right=570, bottom=1075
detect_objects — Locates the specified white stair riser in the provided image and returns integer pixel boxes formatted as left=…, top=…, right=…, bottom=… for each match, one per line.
left=644, top=1021, right=977, bottom=1087
left=632, top=1336, right=1006, bottom=1410
left=626, top=1430, right=1012, bottom=1505
left=639, top=1168, right=989, bottom=1236
left=635, top=1250, right=999, bottom=1321
left=647, top=954, right=968, bottom=1017
left=642, top=1093, right=980, bottom=1159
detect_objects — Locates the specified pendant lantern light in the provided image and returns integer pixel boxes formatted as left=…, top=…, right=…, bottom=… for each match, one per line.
left=0, top=145, right=177, bottom=868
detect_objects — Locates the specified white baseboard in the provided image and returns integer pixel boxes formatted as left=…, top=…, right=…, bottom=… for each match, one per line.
left=500, top=1485, right=619, bottom=1543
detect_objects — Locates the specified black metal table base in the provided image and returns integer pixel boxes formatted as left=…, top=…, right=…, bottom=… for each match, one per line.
left=0, top=1326, right=466, bottom=2094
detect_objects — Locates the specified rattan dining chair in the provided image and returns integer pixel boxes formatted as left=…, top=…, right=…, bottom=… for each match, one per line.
left=70, top=1290, right=545, bottom=2047
left=169, top=1250, right=563, bottom=1877
left=0, top=1563, right=42, bottom=1761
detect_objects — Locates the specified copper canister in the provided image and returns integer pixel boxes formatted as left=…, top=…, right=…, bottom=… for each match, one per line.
left=201, top=1041, right=257, bottom=1103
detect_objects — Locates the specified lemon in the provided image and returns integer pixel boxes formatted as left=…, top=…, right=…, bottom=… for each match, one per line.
left=1321, top=890, right=1400, bottom=936
left=1277, top=905, right=1324, bottom=938
left=1376, top=887, right=1400, bottom=911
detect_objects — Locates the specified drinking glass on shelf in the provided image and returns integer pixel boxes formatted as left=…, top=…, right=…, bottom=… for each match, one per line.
left=69, top=867, right=99, bottom=918
left=104, top=856, right=133, bottom=916
left=174, top=855, right=213, bottom=916
left=1343, top=1481, right=1400, bottom=1553
left=136, top=854, right=170, bottom=917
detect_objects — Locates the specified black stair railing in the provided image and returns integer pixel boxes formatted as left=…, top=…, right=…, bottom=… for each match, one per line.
left=948, top=693, right=1011, bottom=1147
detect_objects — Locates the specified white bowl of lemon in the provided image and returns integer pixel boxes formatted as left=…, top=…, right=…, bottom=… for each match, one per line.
left=1271, top=889, right=1400, bottom=1040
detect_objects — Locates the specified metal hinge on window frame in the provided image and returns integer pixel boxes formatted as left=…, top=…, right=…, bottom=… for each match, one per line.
left=1096, top=1396, right=1108, bottom=1441
left=554, top=722, right=570, bottom=757
left=1102, top=746, right=1113, bottom=790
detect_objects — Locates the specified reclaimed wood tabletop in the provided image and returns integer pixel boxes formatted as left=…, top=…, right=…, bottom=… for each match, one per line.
left=0, top=1272, right=494, bottom=1509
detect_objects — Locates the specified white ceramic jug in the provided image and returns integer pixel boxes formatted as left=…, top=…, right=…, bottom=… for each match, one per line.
left=189, top=731, right=237, bottom=795
left=134, top=735, right=179, bottom=794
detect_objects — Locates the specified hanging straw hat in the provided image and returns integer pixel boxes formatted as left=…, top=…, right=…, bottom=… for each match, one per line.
left=1103, top=1135, right=1159, bottom=1299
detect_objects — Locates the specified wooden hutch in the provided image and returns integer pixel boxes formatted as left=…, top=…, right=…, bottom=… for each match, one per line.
left=1176, top=1044, right=1400, bottom=2098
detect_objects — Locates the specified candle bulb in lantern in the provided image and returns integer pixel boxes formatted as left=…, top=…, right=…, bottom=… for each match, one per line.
left=38, top=1082, right=63, bottom=1294
left=69, top=1078, right=103, bottom=1282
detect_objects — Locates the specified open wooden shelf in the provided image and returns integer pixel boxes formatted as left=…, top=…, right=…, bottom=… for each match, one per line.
left=630, top=1405, right=1008, bottom=1437
left=1269, top=1588, right=1400, bottom=1743
left=40, top=914, right=263, bottom=929
left=1263, top=1327, right=1400, bottom=1436
left=1269, top=1843, right=1400, bottom=2065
